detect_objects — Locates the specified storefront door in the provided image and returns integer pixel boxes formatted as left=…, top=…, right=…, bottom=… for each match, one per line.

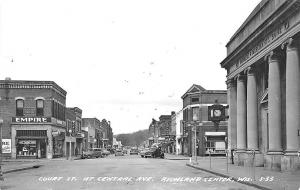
left=40, top=140, right=46, bottom=158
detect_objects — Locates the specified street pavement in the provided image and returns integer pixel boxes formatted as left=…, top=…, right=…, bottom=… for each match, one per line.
left=185, top=155, right=300, bottom=190
left=0, top=154, right=259, bottom=190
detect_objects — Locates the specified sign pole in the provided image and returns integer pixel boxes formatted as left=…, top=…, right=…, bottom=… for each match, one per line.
left=209, top=150, right=212, bottom=170
left=195, top=124, right=197, bottom=163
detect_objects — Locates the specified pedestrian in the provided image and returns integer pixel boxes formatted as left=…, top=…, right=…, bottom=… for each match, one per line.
left=231, top=148, right=235, bottom=164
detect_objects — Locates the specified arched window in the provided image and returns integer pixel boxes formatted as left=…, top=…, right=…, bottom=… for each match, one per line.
left=16, top=99, right=24, bottom=116
left=36, top=99, right=44, bottom=116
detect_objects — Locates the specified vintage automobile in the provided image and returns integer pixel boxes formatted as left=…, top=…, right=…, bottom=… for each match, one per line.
left=81, top=148, right=103, bottom=159
left=101, top=149, right=110, bottom=156
left=144, top=146, right=164, bottom=158
left=130, top=148, right=139, bottom=155
left=122, top=149, right=128, bottom=154
left=140, top=148, right=150, bottom=158
left=115, top=149, right=124, bottom=156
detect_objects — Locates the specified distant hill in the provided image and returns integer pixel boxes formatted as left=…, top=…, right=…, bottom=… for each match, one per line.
left=115, top=129, right=149, bottom=147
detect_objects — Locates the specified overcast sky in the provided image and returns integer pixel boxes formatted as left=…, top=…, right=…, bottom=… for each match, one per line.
left=0, top=0, right=261, bottom=134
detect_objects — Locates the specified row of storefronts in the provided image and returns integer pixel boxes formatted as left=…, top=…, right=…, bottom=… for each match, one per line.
left=0, top=79, right=113, bottom=159
left=148, top=84, right=228, bottom=157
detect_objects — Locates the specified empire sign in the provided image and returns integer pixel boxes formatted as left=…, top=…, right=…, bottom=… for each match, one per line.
left=12, top=117, right=51, bottom=123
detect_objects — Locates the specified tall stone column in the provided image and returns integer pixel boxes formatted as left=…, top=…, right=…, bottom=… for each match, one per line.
left=267, top=51, right=282, bottom=153
left=281, top=38, right=300, bottom=171
left=285, top=38, right=300, bottom=154
left=245, top=67, right=263, bottom=166
left=246, top=67, right=258, bottom=151
left=266, top=50, right=283, bottom=171
left=237, top=74, right=247, bottom=151
left=226, top=78, right=237, bottom=152
left=236, top=74, right=247, bottom=165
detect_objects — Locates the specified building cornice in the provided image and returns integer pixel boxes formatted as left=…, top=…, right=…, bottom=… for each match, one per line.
left=220, top=0, right=299, bottom=70
left=0, top=80, right=67, bottom=97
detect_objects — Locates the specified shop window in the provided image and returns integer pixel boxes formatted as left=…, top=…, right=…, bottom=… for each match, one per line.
left=17, top=140, right=37, bottom=157
left=16, top=99, right=24, bottom=116
left=36, top=99, right=44, bottom=116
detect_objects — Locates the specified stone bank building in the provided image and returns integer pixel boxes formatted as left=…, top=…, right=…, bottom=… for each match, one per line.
left=0, top=79, right=67, bottom=159
left=221, top=0, right=300, bottom=171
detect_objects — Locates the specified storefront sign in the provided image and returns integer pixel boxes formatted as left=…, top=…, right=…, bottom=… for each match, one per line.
left=12, top=117, right=51, bottom=123
left=18, top=140, right=36, bottom=144
left=2, top=139, right=11, bottom=153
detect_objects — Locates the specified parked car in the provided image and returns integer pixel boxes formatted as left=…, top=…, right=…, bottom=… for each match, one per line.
left=145, top=147, right=164, bottom=158
left=130, top=148, right=139, bottom=155
left=81, top=148, right=103, bottom=159
left=101, top=149, right=110, bottom=156
left=140, top=148, right=150, bottom=158
left=115, top=149, right=124, bottom=156
left=122, top=149, right=128, bottom=154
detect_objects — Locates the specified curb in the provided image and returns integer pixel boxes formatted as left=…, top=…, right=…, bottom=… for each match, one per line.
left=166, top=158, right=190, bottom=160
left=3, top=165, right=42, bottom=174
left=186, top=163, right=272, bottom=190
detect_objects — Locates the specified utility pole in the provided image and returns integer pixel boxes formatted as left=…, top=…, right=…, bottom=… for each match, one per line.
left=0, top=119, right=4, bottom=180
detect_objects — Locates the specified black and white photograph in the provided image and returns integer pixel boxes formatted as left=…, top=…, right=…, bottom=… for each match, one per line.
left=0, top=0, right=300, bottom=189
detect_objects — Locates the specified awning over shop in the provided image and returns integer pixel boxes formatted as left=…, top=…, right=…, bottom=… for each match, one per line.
left=205, top=132, right=226, bottom=136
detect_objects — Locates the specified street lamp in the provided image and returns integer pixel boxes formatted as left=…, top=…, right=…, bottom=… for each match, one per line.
left=0, top=119, right=3, bottom=180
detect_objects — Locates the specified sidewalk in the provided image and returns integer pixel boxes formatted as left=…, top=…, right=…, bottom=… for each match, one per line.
left=164, top=153, right=190, bottom=160
left=1, top=155, right=81, bottom=174
left=186, top=156, right=300, bottom=190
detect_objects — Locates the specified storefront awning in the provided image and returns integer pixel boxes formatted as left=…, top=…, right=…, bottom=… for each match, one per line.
left=205, top=132, right=226, bottom=136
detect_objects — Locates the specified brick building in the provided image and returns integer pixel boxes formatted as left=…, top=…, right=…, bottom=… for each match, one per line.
left=181, top=84, right=227, bottom=157
left=82, top=118, right=102, bottom=149
left=0, top=78, right=67, bottom=159
left=148, top=118, right=159, bottom=147
left=65, top=107, right=83, bottom=157
left=101, top=119, right=113, bottom=148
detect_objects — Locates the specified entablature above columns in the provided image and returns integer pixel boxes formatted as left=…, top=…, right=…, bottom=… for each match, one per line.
left=224, top=7, right=300, bottom=80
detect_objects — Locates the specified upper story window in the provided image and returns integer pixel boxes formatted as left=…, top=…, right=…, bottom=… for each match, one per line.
left=191, top=97, right=199, bottom=103
left=192, top=107, right=200, bottom=121
left=51, top=100, right=65, bottom=121
left=16, top=99, right=24, bottom=116
left=36, top=99, right=44, bottom=116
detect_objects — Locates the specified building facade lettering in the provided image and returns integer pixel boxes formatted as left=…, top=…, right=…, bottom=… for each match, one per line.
left=12, top=117, right=51, bottom=123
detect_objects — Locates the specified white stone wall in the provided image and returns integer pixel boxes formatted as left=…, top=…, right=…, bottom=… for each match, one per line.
left=175, top=110, right=183, bottom=155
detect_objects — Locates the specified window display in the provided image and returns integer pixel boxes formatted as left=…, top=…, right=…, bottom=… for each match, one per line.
left=17, top=140, right=37, bottom=157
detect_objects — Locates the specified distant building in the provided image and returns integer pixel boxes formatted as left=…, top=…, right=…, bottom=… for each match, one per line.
left=82, top=118, right=101, bottom=149
left=181, top=84, right=227, bottom=157
left=148, top=118, right=158, bottom=147
left=101, top=119, right=113, bottom=148
left=172, top=110, right=183, bottom=155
